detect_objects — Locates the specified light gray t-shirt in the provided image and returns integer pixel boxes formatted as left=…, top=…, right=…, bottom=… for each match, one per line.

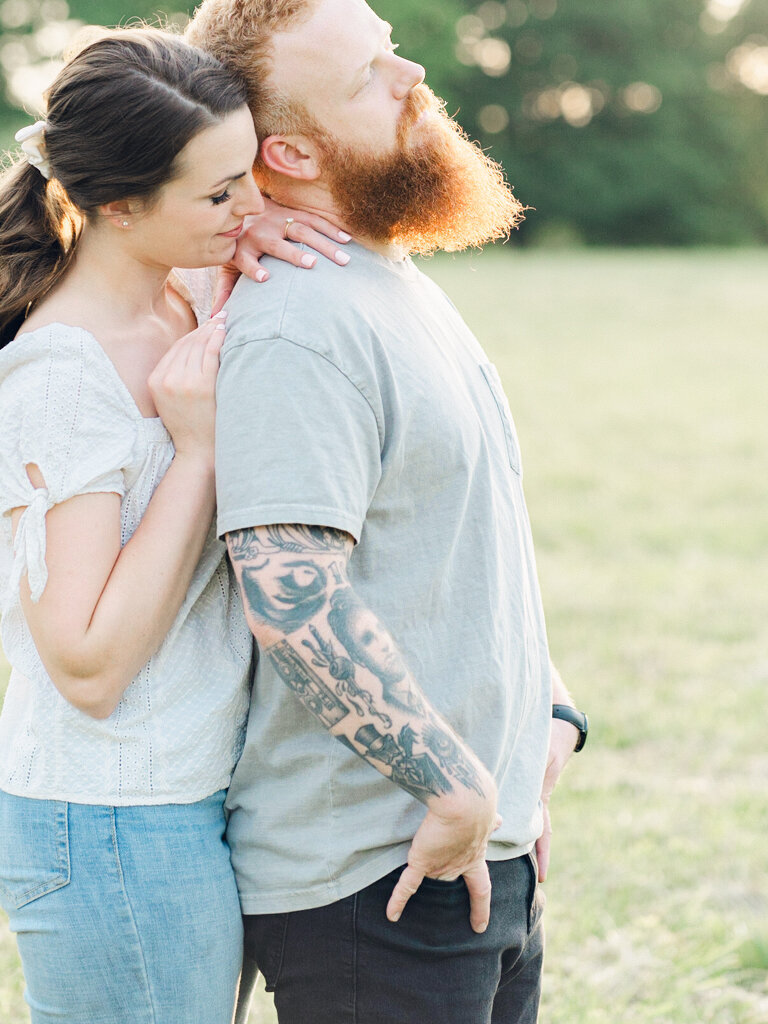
left=216, top=242, right=552, bottom=914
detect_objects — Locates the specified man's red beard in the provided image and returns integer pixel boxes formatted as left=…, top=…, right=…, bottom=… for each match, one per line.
left=315, top=85, right=525, bottom=255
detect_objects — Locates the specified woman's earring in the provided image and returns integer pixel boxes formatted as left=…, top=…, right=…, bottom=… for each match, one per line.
left=122, top=220, right=129, bottom=227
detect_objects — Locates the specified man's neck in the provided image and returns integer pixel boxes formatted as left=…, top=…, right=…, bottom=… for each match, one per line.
left=267, top=181, right=408, bottom=262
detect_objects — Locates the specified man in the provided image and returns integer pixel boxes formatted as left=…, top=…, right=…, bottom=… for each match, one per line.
left=188, top=1, right=588, bottom=1021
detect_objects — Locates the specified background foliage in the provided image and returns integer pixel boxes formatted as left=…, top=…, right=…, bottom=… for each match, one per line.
left=1, top=0, right=767, bottom=244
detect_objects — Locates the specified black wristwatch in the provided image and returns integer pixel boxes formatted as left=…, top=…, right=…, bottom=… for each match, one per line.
left=552, top=704, right=588, bottom=752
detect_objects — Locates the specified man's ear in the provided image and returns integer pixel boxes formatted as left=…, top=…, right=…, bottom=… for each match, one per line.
left=260, top=134, right=321, bottom=181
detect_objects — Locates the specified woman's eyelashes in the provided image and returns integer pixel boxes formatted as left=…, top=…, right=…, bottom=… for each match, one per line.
left=210, top=188, right=232, bottom=206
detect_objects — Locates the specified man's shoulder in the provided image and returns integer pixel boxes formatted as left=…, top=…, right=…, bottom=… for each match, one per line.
left=230, top=241, right=441, bottom=319
left=223, top=243, right=414, bottom=357
left=220, top=244, right=478, bottom=385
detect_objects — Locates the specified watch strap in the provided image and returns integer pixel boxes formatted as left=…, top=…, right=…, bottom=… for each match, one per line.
left=552, top=703, right=588, bottom=752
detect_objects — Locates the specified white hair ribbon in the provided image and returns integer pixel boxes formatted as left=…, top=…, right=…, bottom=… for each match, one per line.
left=15, top=121, right=52, bottom=180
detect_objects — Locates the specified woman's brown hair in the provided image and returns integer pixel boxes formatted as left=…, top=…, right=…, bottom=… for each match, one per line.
left=0, top=27, right=248, bottom=345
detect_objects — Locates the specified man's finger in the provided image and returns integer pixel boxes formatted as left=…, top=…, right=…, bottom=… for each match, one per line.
left=536, top=805, right=552, bottom=882
left=462, top=862, right=492, bottom=934
left=386, top=865, right=424, bottom=923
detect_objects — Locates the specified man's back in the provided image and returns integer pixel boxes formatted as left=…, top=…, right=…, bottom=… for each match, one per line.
left=216, top=242, right=551, bottom=914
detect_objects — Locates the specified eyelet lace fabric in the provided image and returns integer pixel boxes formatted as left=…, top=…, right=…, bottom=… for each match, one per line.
left=0, top=268, right=252, bottom=804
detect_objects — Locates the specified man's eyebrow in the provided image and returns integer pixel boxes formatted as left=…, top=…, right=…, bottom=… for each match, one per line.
left=208, top=170, right=248, bottom=191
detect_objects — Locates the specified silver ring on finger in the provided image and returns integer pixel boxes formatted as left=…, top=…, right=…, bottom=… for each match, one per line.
left=283, top=217, right=295, bottom=240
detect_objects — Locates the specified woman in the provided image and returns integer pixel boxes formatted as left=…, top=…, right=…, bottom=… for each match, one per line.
left=0, top=26, right=343, bottom=1024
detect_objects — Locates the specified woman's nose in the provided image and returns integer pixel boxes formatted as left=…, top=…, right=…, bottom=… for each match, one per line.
left=239, top=174, right=265, bottom=216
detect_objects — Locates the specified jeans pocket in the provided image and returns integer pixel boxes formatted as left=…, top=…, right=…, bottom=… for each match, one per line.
left=0, top=792, right=70, bottom=911
left=419, top=875, right=468, bottom=896
left=480, top=363, right=522, bottom=475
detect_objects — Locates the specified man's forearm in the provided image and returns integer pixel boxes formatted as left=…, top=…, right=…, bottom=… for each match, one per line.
left=550, top=660, right=574, bottom=706
left=227, top=524, right=492, bottom=807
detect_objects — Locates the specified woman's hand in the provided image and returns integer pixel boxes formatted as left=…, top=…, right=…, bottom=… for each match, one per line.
left=212, top=198, right=352, bottom=313
left=147, top=312, right=227, bottom=463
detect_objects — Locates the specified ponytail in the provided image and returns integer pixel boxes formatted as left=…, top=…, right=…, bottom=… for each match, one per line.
left=0, top=156, right=81, bottom=347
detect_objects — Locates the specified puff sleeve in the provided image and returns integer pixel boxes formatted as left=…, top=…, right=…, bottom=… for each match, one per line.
left=0, top=326, right=137, bottom=602
left=171, top=266, right=215, bottom=322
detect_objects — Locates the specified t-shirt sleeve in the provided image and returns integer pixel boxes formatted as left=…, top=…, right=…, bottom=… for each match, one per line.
left=215, top=337, right=382, bottom=542
left=0, top=334, right=135, bottom=601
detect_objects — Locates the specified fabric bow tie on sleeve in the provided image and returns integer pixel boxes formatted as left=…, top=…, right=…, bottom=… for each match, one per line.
left=10, top=485, right=55, bottom=603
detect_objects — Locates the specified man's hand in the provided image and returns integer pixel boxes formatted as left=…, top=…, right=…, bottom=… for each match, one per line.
left=535, top=716, right=578, bottom=882
left=211, top=198, right=352, bottom=312
left=386, top=783, right=501, bottom=934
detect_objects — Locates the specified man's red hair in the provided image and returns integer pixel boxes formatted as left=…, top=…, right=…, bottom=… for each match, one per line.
left=186, top=0, right=318, bottom=140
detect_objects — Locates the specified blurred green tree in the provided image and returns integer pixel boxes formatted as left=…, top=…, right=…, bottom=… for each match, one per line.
left=1, top=0, right=766, bottom=244
left=377, top=0, right=768, bottom=244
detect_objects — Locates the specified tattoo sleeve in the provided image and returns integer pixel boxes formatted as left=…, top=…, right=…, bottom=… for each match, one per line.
left=227, top=524, right=487, bottom=804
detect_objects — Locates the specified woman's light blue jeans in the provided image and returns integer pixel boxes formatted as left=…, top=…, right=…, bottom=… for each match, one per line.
left=0, top=789, right=243, bottom=1024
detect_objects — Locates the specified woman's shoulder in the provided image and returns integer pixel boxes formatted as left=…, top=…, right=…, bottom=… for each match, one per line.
left=0, top=322, right=87, bottom=394
left=2, top=318, right=93, bottom=364
left=0, top=320, right=140, bottom=499
left=0, top=321, right=133, bottom=429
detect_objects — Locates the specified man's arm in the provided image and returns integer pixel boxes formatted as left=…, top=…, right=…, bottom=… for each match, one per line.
left=535, top=661, right=581, bottom=882
left=227, top=523, right=499, bottom=932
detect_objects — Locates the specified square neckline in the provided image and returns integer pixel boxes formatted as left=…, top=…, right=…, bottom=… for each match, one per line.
left=14, top=322, right=166, bottom=427
left=13, top=272, right=204, bottom=429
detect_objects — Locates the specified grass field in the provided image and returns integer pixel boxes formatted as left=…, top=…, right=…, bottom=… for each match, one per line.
left=2, top=248, right=767, bottom=1023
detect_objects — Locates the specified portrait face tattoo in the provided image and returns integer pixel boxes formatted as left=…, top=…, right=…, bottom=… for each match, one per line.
left=327, top=588, right=408, bottom=685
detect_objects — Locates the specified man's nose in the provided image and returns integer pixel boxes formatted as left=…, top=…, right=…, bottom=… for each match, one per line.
left=391, top=56, right=425, bottom=100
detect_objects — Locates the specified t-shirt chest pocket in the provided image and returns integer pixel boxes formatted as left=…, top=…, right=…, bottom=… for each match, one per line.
left=479, top=363, right=522, bottom=475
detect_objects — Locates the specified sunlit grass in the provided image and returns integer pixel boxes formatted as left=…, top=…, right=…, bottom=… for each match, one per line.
left=432, top=246, right=768, bottom=1024
left=1, top=248, right=767, bottom=1022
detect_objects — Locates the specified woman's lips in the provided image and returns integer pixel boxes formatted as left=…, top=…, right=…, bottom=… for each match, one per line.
left=220, top=223, right=243, bottom=239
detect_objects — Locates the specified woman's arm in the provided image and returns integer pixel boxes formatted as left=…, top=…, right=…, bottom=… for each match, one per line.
left=12, top=317, right=225, bottom=719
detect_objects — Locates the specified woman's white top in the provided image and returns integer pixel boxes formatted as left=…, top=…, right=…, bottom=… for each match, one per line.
left=0, top=269, right=252, bottom=805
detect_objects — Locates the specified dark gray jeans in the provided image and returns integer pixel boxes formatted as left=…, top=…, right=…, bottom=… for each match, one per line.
left=236, top=853, right=545, bottom=1024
